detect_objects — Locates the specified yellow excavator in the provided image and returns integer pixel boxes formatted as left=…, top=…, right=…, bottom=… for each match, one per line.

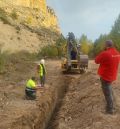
left=61, top=32, right=88, bottom=73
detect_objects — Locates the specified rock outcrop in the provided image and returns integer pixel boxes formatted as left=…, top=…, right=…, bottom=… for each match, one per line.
left=0, top=0, right=60, bottom=53
left=5, top=0, right=47, bottom=13
left=0, top=0, right=60, bottom=32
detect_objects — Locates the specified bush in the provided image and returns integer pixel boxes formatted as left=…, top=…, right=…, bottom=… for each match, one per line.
left=0, top=50, right=7, bottom=73
left=38, top=35, right=67, bottom=58
left=38, top=45, right=58, bottom=58
left=26, top=16, right=33, bottom=24
left=8, top=51, right=37, bottom=62
left=10, top=10, right=18, bottom=20
left=0, top=8, right=10, bottom=24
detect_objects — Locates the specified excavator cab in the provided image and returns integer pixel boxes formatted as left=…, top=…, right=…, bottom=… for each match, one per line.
left=61, top=32, right=88, bottom=73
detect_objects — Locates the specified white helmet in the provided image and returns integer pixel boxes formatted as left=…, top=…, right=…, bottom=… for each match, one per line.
left=40, top=59, right=45, bottom=65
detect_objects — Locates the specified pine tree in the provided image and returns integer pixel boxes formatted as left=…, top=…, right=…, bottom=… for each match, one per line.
left=110, top=14, right=120, bottom=50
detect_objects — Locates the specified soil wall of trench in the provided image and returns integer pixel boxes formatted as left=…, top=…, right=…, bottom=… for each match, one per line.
left=0, top=60, right=74, bottom=129
left=3, top=60, right=120, bottom=129
left=11, top=75, right=73, bottom=129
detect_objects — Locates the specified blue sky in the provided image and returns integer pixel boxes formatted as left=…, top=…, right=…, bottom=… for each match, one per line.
left=46, top=0, right=120, bottom=41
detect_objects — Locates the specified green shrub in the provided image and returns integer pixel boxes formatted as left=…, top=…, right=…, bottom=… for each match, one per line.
left=26, top=16, right=33, bottom=24
left=38, top=45, right=58, bottom=58
left=0, top=8, right=10, bottom=24
left=0, top=50, right=37, bottom=73
left=16, top=26, right=21, bottom=34
left=38, top=35, right=67, bottom=58
left=16, top=26, right=21, bottom=31
left=0, top=50, right=7, bottom=73
left=8, top=51, right=37, bottom=62
left=10, top=10, right=18, bottom=20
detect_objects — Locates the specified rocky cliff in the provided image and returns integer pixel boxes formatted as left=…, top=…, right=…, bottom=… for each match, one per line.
left=0, top=0, right=60, bottom=53
left=4, top=0, right=47, bottom=14
left=0, top=0, right=60, bottom=32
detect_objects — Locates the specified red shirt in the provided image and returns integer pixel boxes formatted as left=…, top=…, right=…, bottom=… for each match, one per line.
left=95, top=47, right=120, bottom=82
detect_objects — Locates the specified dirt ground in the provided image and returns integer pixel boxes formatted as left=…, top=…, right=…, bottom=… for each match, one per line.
left=48, top=61, right=120, bottom=129
left=0, top=59, right=120, bottom=129
left=0, top=58, right=74, bottom=129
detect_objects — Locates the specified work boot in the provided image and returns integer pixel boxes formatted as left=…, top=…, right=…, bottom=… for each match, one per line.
left=106, top=109, right=114, bottom=115
left=105, top=108, right=116, bottom=115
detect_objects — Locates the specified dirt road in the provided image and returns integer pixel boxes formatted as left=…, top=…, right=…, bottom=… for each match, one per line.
left=0, top=60, right=120, bottom=129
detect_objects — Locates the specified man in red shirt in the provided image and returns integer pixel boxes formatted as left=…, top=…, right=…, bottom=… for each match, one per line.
left=95, top=40, right=120, bottom=114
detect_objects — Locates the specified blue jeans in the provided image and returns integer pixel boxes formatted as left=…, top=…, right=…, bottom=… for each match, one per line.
left=100, top=78, right=114, bottom=111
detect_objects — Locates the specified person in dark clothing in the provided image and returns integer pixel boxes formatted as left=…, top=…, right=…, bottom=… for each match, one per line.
left=71, top=49, right=77, bottom=60
left=95, top=40, right=120, bottom=114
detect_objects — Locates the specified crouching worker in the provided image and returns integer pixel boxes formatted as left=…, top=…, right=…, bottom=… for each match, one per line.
left=25, top=77, right=39, bottom=100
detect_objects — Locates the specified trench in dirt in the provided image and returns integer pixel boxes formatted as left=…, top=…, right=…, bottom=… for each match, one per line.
left=9, top=73, right=75, bottom=129
left=0, top=60, right=82, bottom=129
left=46, top=78, right=69, bottom=129
left=0, top=60, right=75, bottom=129
left=45, top=75, right=74, bottom=129
left=2, top=60, right=120, bottom=129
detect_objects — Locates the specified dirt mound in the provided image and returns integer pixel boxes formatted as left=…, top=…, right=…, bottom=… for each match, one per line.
left=48, top=61, right=120, bottom=129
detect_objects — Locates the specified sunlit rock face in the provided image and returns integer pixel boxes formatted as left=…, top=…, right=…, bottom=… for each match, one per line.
left=1, top=0, right=60, bottom=32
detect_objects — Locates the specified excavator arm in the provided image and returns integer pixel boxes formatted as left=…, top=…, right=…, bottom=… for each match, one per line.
left=61, top=32, right=88, bottom=73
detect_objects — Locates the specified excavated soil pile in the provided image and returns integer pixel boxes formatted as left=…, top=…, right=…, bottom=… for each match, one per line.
left=47, top=61, right=120, bottom=129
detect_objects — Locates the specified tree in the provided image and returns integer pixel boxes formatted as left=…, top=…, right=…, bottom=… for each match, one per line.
left=110, top=14, right=120, bottom=50
left=93, top=34, right=109, bottom=56
left=92, top=14, right=120, bottom=57
left=79, top=34, right=93, bottom=55
left=55, top=34, right=67, bottom=57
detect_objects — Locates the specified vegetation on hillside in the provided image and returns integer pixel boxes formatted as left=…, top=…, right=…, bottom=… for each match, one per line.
left=38, top=33, right=94, bottom=58
left=79, top=34, right=93, bottom=56
left=93, top=14, right=120, bottom=56
left=0, top=8, right=10, bottom=24
left=1, top=8, right=120, bottom=72
left=10, top=9, right=18, bottom=20
left=38, top=35, right=66, bottom=58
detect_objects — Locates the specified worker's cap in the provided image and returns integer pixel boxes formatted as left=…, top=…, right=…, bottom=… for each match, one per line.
left=40, top=59, right=45, bottom=65
left=105, top=40, right=113, bottom=47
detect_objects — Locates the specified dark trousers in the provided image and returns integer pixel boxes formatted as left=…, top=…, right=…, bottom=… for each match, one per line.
left=40, top=75, right=45, bottom=87
left=25, top=88, right=36, bottom=100
left=100, top=78, right=114, bottom=111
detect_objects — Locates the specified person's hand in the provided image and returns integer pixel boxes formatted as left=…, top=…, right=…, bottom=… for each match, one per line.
left=37, top=85, right=44, bottom=89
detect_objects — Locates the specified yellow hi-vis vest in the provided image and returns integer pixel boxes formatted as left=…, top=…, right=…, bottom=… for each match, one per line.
left=39, top=64, right=46, bottom=77
left=26, top=79, right=36, bottom=89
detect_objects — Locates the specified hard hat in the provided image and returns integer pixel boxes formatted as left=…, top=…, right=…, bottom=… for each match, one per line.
left=40, top=59, right=45, bottom=65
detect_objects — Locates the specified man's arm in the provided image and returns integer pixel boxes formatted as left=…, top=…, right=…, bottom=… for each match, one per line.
left=95, top=52, right=104, bottom=64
